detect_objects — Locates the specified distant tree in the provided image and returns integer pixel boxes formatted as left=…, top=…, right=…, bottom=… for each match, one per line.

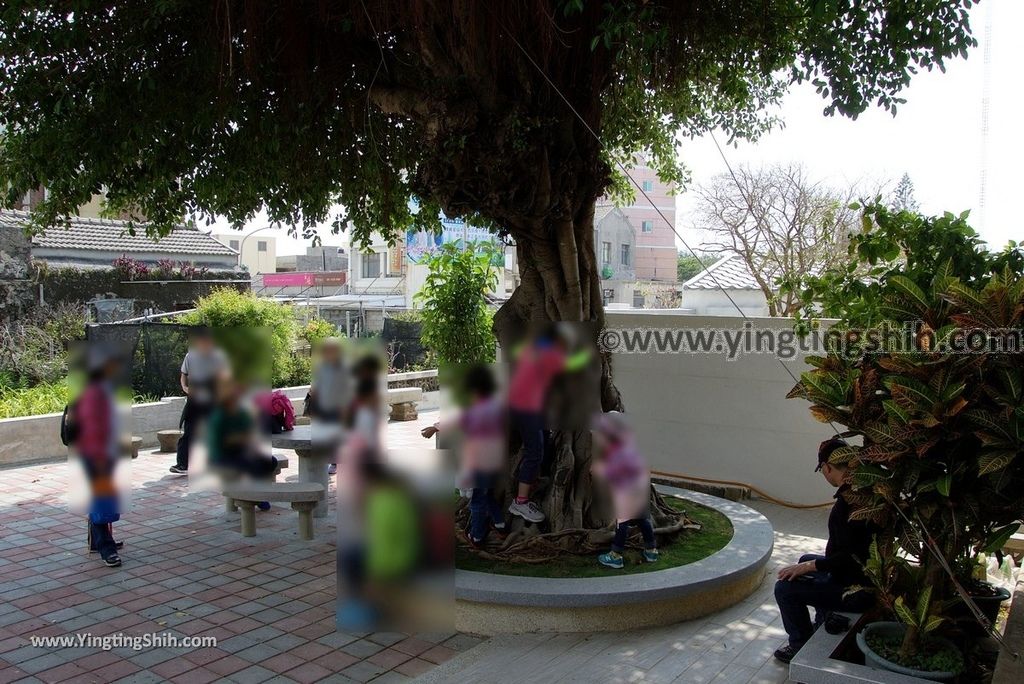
left=696, top=164, right=864, bottom=316
left=677, top=253, right=718, bottom=283
left=891, top=172, right=920, bottom=212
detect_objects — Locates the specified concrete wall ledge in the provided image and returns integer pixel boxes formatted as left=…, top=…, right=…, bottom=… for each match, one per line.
left=455, top=487, right=773, bottom=633
left=0, top=377, right=441, bottom=467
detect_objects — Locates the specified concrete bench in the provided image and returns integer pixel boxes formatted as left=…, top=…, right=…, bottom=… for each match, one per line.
left=222, top=481, right=324, bottom=540
left=122, top=436, right=143, bottom=459
left=220, top=455, right=289, bottom=512
left=156, top=429, right=182, bottom=453
left=387, top=386, right=423, bottom=421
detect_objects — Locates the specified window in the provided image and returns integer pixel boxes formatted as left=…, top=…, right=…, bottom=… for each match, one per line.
left=621, top=244, right=630, bottom=266
left=229, top=239, right=240, bottom=250
left=642, top=180, right=654, bottom=192
left=601, top=242, right=612, bottom=265
left=641, top=220, right=654, bottom=233
left=361, top=252, right=381, bottom=278
left=257, top=241, right=267, bottom=252
left=633, top=290, right=645, bottom=308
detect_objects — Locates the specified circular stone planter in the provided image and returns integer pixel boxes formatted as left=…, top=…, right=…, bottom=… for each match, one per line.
left=455, top=487, right=774, bottom=634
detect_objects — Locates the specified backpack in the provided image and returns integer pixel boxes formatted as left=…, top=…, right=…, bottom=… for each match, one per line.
left=60, top=399, right=80, bottom=447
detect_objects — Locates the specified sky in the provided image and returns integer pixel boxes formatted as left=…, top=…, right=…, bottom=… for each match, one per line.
left=676, top=0, right=1022, bottom=255
left=204, top=0, right=1020, bottom=258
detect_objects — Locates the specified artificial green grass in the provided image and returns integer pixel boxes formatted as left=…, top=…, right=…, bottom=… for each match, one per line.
left=456, top=497, right=734, bottom=578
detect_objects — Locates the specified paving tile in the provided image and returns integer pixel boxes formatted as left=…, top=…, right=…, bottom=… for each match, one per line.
left=282, top=661, right=333, bottom=684
left=226, top=664, right=276, bottom=683
left=418, top=644, right=456, bottom=665
left=337, top=660, right=387, bottom=683
left=366, top=647, right=413, bottom=670
left=204, top=654, right=249, bottom=677
left=339, top=639, right=385, bottom=660
left=393, top=657, right=435, bottom=678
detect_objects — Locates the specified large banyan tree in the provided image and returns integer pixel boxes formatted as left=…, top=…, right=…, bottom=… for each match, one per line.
left=1, top=1, right=977, bottom=551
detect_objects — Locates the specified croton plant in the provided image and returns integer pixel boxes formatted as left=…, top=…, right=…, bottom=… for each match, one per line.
left=789, top=206, right=1024, bottom=657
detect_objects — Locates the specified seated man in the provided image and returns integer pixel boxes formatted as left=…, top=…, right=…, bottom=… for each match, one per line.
left=773, top=438, right=877, bottom=664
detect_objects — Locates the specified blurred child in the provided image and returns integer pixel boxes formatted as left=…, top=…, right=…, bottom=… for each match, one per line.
left=74, top=347, right=126, bottom=567
left=591, top=411, right=658, bottom=569
left=506, top=324, right=589, bottom=523
left=421, top=364, right=506, bottom=547
left=346, top=355, right=384, bottom=450
left=207, top=376, right=278, bottom=478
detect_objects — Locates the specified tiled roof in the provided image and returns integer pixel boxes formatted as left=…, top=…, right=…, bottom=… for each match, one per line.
left=681, top=255, right=761, bottom=290
left=0, top=210, right=237, bottom=257
left=593, top=204, right=618, bottom=223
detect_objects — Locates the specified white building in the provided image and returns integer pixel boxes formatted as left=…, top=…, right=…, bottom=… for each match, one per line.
left=680, top=255, right=771, bottom=317
left=348, top=229, right=514, bottom=308
left=213, top=232, right=277, bottom=274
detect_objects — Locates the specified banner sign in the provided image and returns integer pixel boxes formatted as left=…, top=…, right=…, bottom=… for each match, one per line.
left=405, top=214, right=499, bottom=264
left=262, top=271, right=347, bottom=287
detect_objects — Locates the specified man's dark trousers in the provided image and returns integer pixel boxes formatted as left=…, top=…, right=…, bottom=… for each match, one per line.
left=176, top=398, right=213, bottom=470
left=774, top=553, right=872, bottom=648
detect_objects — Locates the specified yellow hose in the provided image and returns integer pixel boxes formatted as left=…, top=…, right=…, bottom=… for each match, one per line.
left=652, top=469, right=834, bottom=509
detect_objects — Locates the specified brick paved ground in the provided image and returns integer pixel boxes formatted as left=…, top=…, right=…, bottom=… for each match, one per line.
left=0, top=410, right=482, bottom=684
left=0, top=406, right=837, bottom=684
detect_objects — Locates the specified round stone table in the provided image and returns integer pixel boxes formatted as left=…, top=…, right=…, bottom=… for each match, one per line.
left=270, top=424, right=343, bottom=518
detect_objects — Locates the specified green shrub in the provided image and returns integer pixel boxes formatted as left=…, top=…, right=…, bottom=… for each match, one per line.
left=177, top=288, right=301, bottom=387
left=300, top=317, right=338, bottom=345
left=789, top=205, right=1024, bottom=657
left=0, top=380, right=71, bottom=418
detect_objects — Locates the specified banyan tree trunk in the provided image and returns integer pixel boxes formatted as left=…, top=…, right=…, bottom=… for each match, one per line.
left=463, top=199, right=692, bottom=562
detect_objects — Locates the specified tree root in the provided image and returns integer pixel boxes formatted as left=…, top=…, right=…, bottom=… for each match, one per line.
left=457, top=505, right=702, bottom=564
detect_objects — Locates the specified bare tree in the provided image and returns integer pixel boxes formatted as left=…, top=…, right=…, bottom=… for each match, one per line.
left=696, top=164, right=862, bottom=316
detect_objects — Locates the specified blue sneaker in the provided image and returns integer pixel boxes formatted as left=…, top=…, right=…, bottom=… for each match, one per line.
left=598, top=552, right=624, bottom=569
left=643, top=549, right=660, bottom=563
left=337, top=599, right=376, bottom=631
left=257, top=501, right=271, bottom=511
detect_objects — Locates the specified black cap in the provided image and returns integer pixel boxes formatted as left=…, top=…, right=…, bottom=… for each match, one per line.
left=816, top=437, right=848, bottom=471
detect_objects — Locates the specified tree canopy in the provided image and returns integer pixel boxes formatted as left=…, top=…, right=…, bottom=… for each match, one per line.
left=1, top=1, right=978, bottom=247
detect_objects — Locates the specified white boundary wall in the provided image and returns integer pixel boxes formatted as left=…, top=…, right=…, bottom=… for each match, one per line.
left=605, top=311, right=837, bottom=505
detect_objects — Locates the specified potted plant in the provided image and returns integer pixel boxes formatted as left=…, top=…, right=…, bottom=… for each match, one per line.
left=790, top=204, right=1024, bottom=679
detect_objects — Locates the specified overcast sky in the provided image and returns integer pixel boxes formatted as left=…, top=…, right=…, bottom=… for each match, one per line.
left=210, top=0, right=1019, bottom=257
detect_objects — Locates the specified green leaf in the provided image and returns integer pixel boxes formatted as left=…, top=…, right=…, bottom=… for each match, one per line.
left=889, top=275, right=931, bottom=314
left=981, top=523, right=1020, bottom=553
left=883, top=399, right=911, bottom=424
left=894, top=596, right=917, bottom=627
left=915, top=585, right=932, bottom=625
left=921, top=615, right=945, bottom=633
left=978, top=449, right=1017, bottom=476
left=936, top=473, right=952, bottom=497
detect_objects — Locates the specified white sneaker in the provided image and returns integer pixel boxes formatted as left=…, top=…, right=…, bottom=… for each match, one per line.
left=509, top=500, right=545, bottom=523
